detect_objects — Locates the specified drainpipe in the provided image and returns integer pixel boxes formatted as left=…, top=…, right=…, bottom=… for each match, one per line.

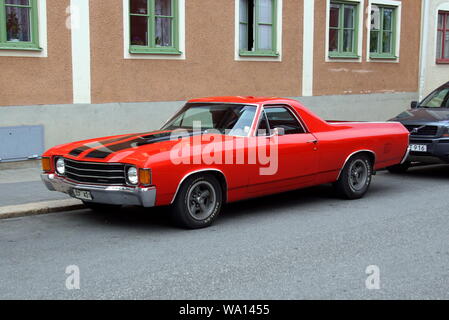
left=419, top=0, right=430, bottom=101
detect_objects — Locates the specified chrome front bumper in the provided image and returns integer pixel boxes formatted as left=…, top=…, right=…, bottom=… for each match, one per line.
left=41, top=174, right=156, bottom=207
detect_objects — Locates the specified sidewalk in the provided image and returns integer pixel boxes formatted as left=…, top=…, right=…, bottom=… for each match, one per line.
left=0, top=160, right=84, bottom=219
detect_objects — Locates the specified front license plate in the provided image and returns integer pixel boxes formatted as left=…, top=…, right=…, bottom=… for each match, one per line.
left=73, top=189, right=93, bottom=201
left=410, top=144, right=428, bottom=152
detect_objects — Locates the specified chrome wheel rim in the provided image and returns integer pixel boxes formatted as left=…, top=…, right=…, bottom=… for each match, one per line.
left=187, top=181, right=217, bottom=221
left=349, top=159, right=369, bottom=191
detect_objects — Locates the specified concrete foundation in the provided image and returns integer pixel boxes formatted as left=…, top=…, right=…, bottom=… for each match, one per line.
left=0, top=92, right=417, bottom=152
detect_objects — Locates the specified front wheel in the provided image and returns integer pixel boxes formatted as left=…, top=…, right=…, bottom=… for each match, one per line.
left=334, top=154, right=373, bottom=199
left=171, top=174, right=223, bottom=229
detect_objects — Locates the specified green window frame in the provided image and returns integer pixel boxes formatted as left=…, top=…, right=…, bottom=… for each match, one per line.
left=129, top=0, right=180, bottom=55
left=239, top=0, right=278, bottom=57
left=328, top=1, right=359, bottom=59
left=0, top=0, right=40, bottom=51
left=369, top=5, right=397, bottom=59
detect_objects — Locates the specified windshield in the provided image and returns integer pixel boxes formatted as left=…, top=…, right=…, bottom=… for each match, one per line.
left=161, top=103, right=257, bottom=136
left=420, top=87, right=449, bottom=108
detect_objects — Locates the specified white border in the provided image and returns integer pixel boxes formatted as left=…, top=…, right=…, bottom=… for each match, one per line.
left=366, top=0, right=402, bottom=63
left=302, top=0, right=314, bottom=96
left=70, top=0, right=91, bottom=103
left=0, top=0, right=48, bottom=58
left=234, top=0, right=283, bottom=62
left=123, top=0, right=185, bottom=60
left=325, top=0, right=364, bottom=63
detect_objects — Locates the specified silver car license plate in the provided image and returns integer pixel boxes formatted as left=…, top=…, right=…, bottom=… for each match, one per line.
left=410, top=144, right=427, bottom=152
left=73, top=189, right=93, bottom=201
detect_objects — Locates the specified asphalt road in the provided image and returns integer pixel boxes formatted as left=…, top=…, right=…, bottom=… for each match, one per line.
left=1, top=165, right=449, bottom=299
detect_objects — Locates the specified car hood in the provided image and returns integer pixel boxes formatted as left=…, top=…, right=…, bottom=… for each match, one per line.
left=46, top=129, right=227, bottom=166
left=390, top=108, right=449, bottom=124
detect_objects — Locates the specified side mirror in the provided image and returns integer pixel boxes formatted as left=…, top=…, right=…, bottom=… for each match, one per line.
left=410, top=101, right=418, bottom=109
left=271, top=127, right=285, bottom=136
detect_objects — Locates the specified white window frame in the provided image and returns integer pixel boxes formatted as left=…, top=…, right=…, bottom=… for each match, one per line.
left=123, top=0, right=186, bottom=60
left=366, top=0, right=402, bottom=63
left=0, top=0, right=47, bottom=58
left=325, top=0, right=364, bottom=63
left=234, top=0, right=283, bottom=62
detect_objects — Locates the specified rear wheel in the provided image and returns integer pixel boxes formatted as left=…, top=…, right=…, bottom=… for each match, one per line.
left=83, top=201, right=121, bottom=212
left=387, top=161, right=410, bottom=174
left=171, top=174, right=223, bottom=229
left=334, top=154, right=373, bottom=199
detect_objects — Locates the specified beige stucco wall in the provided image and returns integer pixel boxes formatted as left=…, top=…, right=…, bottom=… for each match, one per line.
left=313, top=0, right=421, bottom=96
left=421, top=0, right=449, bottom=97
left=89, top=0, right=304, bottom=103
left=0, top=0, right=72, bottom=107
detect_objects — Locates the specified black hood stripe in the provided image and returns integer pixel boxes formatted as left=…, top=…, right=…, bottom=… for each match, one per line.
left=84, top=131, right=173, bottom=159
left=68, top=134, right=137, bottom=157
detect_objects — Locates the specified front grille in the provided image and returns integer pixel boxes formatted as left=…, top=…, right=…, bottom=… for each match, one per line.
left=63, top=158, right=127, bottom=185
left=404, top=125, right=438, bottom=136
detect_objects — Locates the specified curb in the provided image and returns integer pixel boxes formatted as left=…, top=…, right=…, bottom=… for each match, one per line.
left=0, top=199, right=85, bottom=220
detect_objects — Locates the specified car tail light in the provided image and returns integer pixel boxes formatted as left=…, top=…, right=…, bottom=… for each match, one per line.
left=139, top=169, right=152, bottom=186
left=41, top=157, right=51, bottom=172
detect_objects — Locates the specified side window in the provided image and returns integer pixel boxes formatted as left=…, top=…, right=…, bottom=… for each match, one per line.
left=256, top=111, right=270, bottom=136
left=421, top=88, right=449, bottom=108
left=264, top=107, right=305, bottom=135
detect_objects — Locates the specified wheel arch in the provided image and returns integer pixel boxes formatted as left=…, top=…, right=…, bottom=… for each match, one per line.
left=337, top=150, right=376, bottom=180
left=170, top=169, right=228, bottom=204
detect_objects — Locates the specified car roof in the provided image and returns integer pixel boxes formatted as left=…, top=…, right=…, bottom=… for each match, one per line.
left=187, top=96, right=298, bottom=105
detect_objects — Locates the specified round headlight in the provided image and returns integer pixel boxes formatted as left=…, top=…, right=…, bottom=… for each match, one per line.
left=56, top=158, right=65, bottom=175
left=127, top=167, right=138, bottom=185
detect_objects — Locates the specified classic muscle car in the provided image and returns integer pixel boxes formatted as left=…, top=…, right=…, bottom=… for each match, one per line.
left=41, top=97, right=409, bottom=229
left=388, top=81, right=449, bottom=173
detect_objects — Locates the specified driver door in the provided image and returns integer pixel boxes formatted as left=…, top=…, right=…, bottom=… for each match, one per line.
left=246, top=105, right=319, bottom=196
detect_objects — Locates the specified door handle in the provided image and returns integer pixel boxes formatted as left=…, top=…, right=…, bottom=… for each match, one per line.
left=306, top=140, right=318, bottom=144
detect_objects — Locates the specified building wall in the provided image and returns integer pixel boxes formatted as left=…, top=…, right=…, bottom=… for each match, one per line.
left=421, top=0, right=449, bottom=97
left=313, top=0, right=421, bottom=96
left=0, top=0, right=72, bottom=107
left=89, top=0, right=303, bottom=104
left=0, top=0, right=422, bottom=157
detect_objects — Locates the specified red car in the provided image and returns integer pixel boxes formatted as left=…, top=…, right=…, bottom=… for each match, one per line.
left=41, top=97, right=409, bottom=228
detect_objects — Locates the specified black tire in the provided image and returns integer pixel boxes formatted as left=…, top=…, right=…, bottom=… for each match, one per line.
left=387, top=161, right=410, bottom=174
left=334, top=154, right=373, bottom=199
left=83, top=201, right=121, bottom=212
left=171, top=174, right=223, bottom=229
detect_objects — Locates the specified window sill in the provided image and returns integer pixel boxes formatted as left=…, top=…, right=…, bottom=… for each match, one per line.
left=239, top=51, right=279, bottom=57
left=328, top=53, right=360, bottom=59
left=129, top=47, right=182, bottom=55
left=0, top=46, right=42, bottom=52
left=369, top=55, right=398, bottom=60
left=436, top=59, right=449, bottom=64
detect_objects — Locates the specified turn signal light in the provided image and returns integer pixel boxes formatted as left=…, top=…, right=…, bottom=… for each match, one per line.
left=139, top=168, right=152, bottom=186
left=41, top=157, right=51, bottom=172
